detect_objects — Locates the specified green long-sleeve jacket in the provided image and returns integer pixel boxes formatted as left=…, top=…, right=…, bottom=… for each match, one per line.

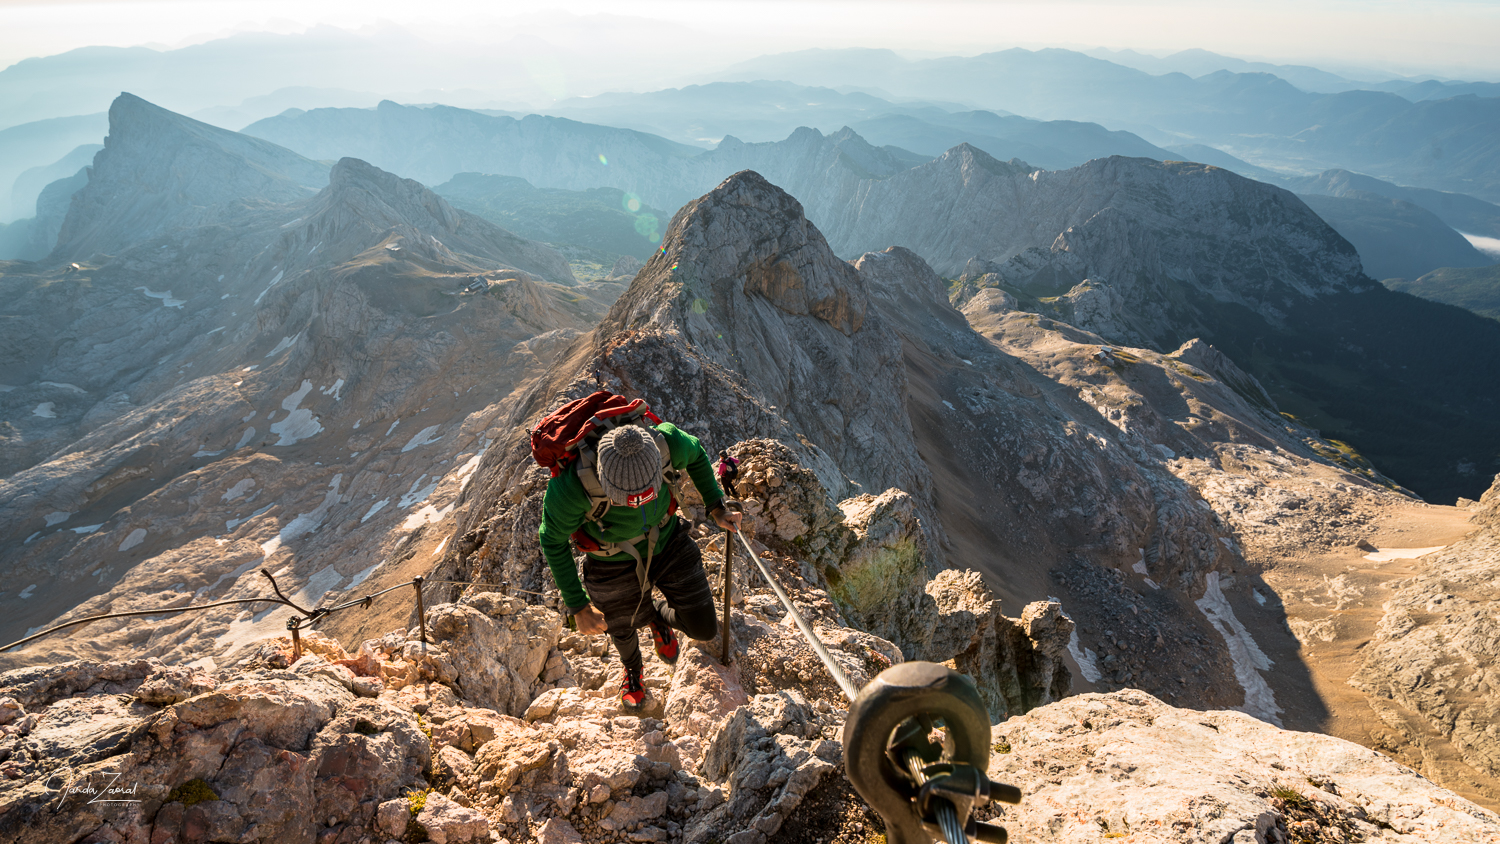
left=538, top=422, right=725, bottom=611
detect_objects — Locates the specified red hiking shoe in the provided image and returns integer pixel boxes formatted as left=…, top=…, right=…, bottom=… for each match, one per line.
left=649, top=619, right=679, bottom=664
left=620, top=666, right=646, bottom=710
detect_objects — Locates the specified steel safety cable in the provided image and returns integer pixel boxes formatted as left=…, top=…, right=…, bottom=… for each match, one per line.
left=732, top=527, right=858, bottom=702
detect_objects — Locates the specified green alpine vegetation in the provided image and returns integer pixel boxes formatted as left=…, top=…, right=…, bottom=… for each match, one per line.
left=1385, top=266, right=1500, bottom=322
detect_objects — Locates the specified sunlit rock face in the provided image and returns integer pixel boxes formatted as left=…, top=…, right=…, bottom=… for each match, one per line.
left=0, top=95, right=593, bottom=669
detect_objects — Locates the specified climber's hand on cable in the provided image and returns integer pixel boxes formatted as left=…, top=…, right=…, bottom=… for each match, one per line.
left=573, top=605, right=607, bottom=636
left=711, top=502, right=743, bottom=532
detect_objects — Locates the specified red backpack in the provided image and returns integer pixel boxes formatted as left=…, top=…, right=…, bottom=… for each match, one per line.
left=529, top=391, right=680, bottom=550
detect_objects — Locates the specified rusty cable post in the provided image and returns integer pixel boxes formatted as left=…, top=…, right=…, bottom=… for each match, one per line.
left=412, top=577, right=428, bottom=643
left=286, top=616, right=303, bottom=663
left=720, top=528, right=733, bottom=665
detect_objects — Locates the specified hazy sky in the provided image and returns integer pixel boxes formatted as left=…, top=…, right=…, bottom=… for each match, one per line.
left=4, top=0, right=1500, bottom=82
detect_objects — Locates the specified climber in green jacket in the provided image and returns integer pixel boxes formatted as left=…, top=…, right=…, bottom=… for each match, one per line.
left=538, top=422, right=741, bottom=710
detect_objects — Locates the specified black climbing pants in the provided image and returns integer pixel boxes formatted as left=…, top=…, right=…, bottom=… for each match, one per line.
left=583, top=520, right=719, bottom=670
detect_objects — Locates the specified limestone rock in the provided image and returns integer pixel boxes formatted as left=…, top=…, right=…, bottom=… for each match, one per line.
left=0, top=663, right=430, bottom=844
left=423, top=600, right=562, bottom=716
left=417, top=790, right=489, bottom=844
left=829, top=488, right=938, bottom=657
left=986, top=690, right=1500, bottom=843
left=134, top=663, right=217, bottom=705
left=663, top=642, right=750, bottom=766
left=690, top=690, right=844, bottom=843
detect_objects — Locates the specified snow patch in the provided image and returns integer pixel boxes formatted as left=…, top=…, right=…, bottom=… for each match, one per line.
left=399, top=476, right=437, bottom=509
left=1363, top=545, right=1446, bottom=562
left=1196, top=571, right=1281, bottom=725
left=1253, top=589, right=1267, bottom=606
left=361, top=499, right=390, bottom=523
left=253, top=270, right=286, bottom=305
left=72, top=524, right=103, bottom=534
left=44, top=511, right=70, bottom=526
left=385, top=419, right=400, bottom=436
left=118, top=528, right=147, bottom=552
left=225, top=504, right=273, bottom=532
left=40, top=381, right=85, bottom=393
left=456, top=449, right=485, bottom=490
left=135, top=286, right=186, bottom=308
left=235, top=427, right=257, bottom=449
left=319, top=378, right=344, bottom=400
left=206, top=327, right=225, bottom=336
left=433, top=536, right=449, bottom=557
left=401, top=425, right=443, bottom=453
left=242, top=411, right=256, bottom=423
left=193, top=448, right=223, bottom=458
left=222, top=479, right=255, bottom=501
left=33, top=402, right=56, bottom=418
left=264, top=332, right=300, bottom=358
left=401, top=503, right=453, bottom=530
left=1067, top=628, right=1102, bottom=684
left=270, top=380, right=323, bottom=445
left=19, top=584, right=37, bottom=599
left=276, top=475, right=343, bottom=543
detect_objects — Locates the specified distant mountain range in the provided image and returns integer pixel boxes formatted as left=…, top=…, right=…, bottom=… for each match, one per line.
left=1297, top=192, right=1492, bottom=281
left=719, top=48, right=1500, bottom=203
left=18, top=93, right=1500, bottom=502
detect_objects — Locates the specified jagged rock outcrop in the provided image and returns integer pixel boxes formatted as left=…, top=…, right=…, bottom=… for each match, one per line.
left=1350, top=474, right=1500, bottom=801
left=0, top=95, right=598, bottom=669
left=54, top=93, right=331, bottom=259
left=985, top=690, right=1500, bottom=843
left=822, top=147, right=1369, bottom=349
left=305, top=157, right=576, bottom=284
left=0, top=656, right=431, bottom=844
left=927, top=573, right=1074, bottom=720
left=459, top=169, right=934, bottom=537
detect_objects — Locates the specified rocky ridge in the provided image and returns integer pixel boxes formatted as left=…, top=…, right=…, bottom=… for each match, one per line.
left=444, top=170, right=1372, bottom=735
left=55, top=93, right=331, bottom=260
left=0, top=95, right=595, bottom=668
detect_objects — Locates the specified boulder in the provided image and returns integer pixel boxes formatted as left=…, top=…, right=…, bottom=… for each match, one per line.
left=987, top=690, right=1500, bottom=843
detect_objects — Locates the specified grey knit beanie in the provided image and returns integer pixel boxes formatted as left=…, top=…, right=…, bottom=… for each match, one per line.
left=596, top=425, right=661, bottom=506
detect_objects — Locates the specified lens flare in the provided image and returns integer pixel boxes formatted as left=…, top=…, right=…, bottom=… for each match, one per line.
left=597, top=154, right=607, bottom=166
left=622, top=193, right=641, bottom=213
